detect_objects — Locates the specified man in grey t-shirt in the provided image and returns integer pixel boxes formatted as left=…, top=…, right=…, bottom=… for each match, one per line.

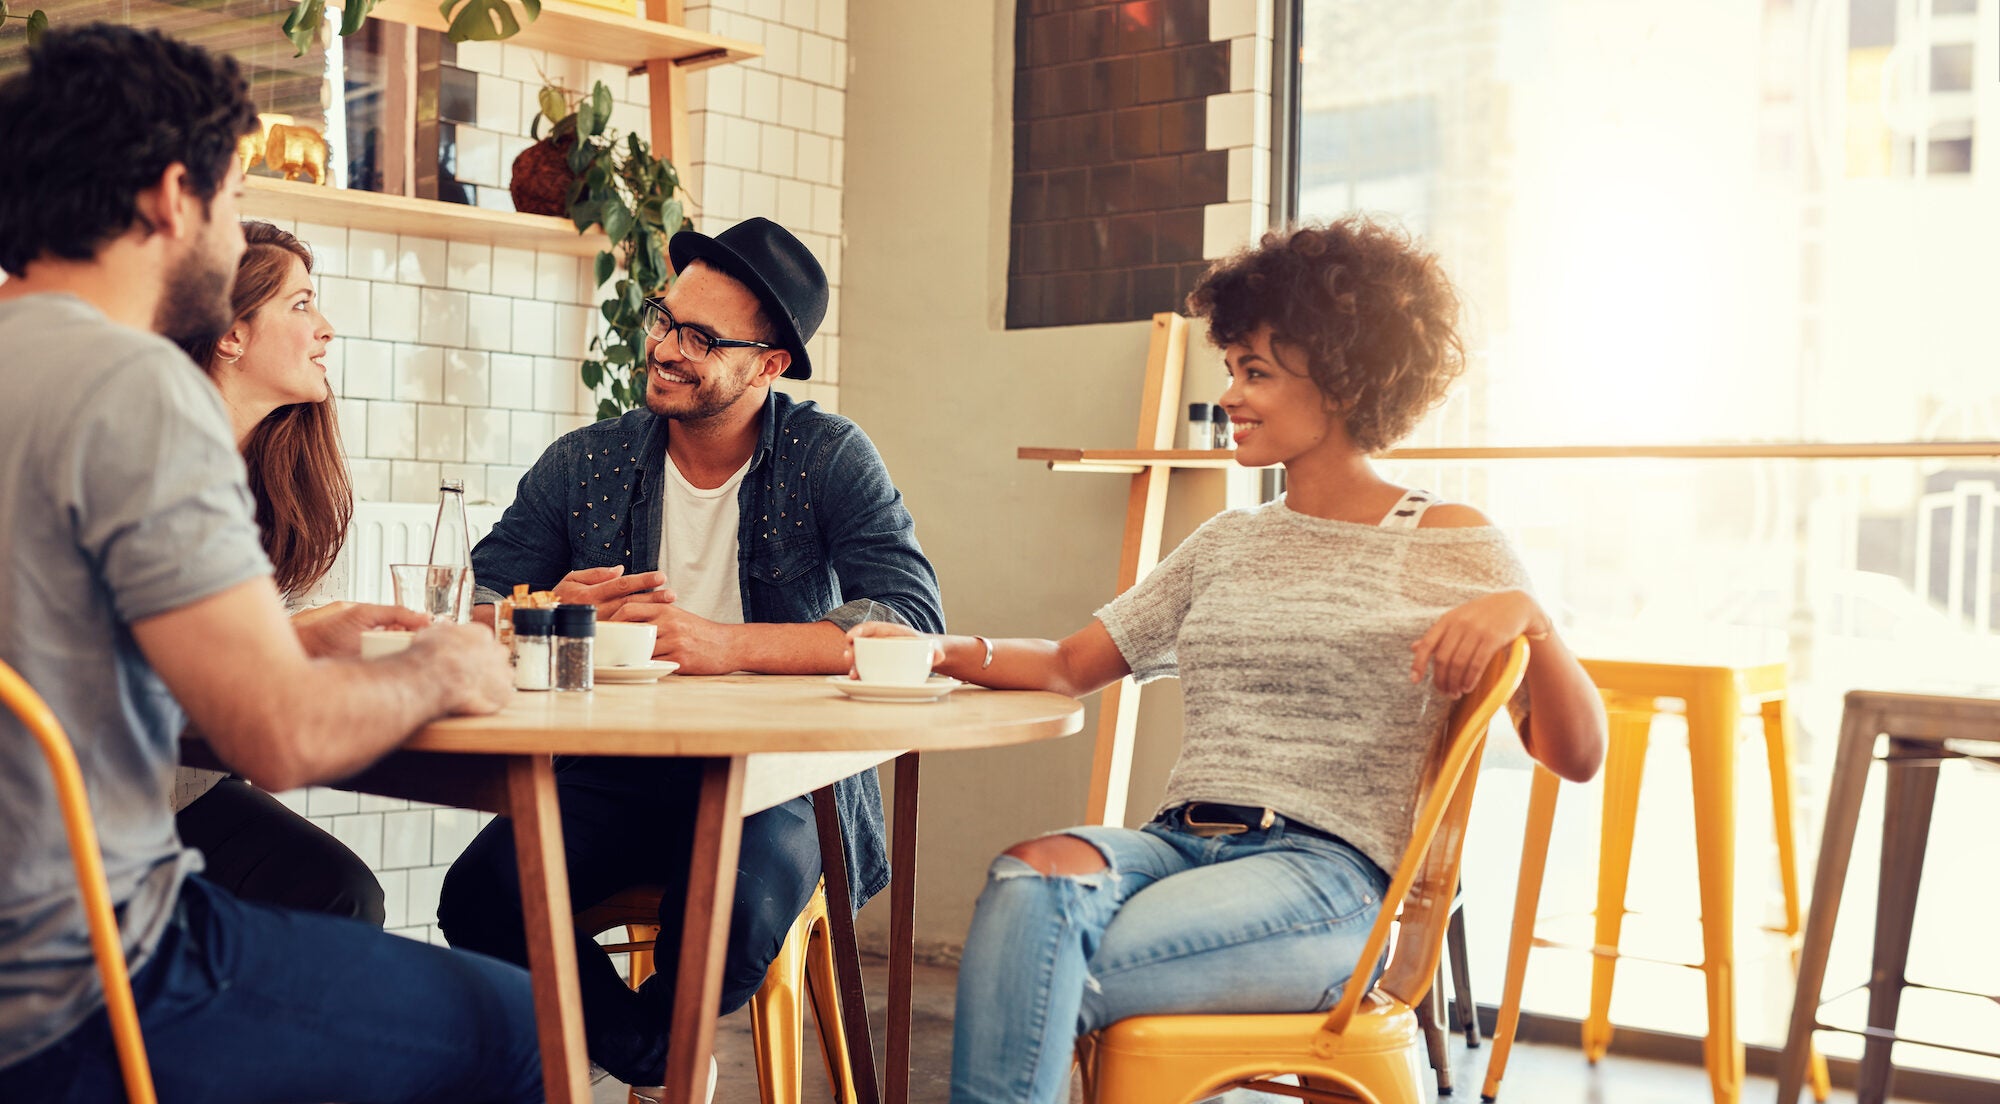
left=0, top=26, right=539, bottom=1103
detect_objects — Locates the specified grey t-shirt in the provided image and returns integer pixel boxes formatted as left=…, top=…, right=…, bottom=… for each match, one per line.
left=1096, top=498, right=1534, bottom=875
left=0, top=294, right=271, bottom=1069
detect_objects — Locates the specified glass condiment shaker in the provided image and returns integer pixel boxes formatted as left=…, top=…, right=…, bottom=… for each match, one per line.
left=512, top=606, right=554, bottom=691
left=1211, top=406, right=1235, bottom=449
left=553, top=604, right=595, bottom=691
left=1183, top=403, right=1213, bottom=450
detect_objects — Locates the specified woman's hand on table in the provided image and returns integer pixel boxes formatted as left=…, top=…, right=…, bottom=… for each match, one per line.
left=1410, top=589, right=1551, bottom=696
left=407, top=622, right=515, bottom=715
left=842, top=621, right=946, bottom=679
left=293, top=601, right=431, bottom=658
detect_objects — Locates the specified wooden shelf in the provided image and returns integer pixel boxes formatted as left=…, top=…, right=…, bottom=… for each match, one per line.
left=241, top=176, right=610, bottom=257
left=355, top=0, right=761, bottom=71
left=1020, top=442, right=2000, bottom=473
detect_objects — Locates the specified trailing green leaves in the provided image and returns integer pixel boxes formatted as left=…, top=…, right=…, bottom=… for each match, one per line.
left=541, top=79, right=691, bottom=420
left=279, top=0, right=535, bottom=55
left=1, top=2, right=52, bottom=48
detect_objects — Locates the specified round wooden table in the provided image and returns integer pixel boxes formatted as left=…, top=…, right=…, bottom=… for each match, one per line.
left=262, top=674, right=1085, bottom=1104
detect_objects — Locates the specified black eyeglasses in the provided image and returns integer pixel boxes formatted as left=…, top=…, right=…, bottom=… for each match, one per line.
left=640, top=298, right=775, bottom=361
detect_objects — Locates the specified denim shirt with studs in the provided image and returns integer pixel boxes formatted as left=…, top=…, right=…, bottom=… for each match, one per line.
left=470, top=389, right=944, bottom=909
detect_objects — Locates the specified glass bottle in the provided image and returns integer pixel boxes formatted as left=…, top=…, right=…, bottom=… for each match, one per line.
left=428, top=480, right=475, bottom=623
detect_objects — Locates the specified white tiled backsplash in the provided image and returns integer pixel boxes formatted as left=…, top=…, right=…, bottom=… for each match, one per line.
left=267, top=0, right=849, bottom=945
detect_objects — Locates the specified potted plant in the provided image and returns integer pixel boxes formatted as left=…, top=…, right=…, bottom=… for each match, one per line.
left=281, top=0, right=537, bottom=55
left=520, top=80, right=689, bottom=420
left=0, top=2, right=50, bottom=46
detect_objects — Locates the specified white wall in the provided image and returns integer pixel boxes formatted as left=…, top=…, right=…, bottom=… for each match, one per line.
left=841, top=0, right=1263, bottom=954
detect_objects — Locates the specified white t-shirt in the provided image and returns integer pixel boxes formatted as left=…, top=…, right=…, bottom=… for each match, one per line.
left=659, top=449, right=751, bottom=624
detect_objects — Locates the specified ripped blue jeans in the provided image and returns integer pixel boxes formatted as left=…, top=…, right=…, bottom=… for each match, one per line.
left=949, top=809, right=1391, bottom=1104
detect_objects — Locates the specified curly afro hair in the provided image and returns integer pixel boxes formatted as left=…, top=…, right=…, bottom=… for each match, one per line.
left=1187, top=218, right=1465, bottom=454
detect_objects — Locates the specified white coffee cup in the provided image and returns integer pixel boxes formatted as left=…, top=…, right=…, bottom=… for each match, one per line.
left=596, top=621, right=658, bottom=667
left=360, top=629, right=414, bottom=659
left=852, top=636, right=935, bottom=685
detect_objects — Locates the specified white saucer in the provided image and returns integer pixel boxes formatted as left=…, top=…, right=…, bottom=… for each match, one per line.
left=826, top=675, right=962, bottom=702
left=592, top=661, right=680, bottom=683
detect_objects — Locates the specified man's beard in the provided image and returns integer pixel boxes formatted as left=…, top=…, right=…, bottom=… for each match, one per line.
left=644, top=357, right=754, bottom=422
left=154, top=242, right=235, bottom=346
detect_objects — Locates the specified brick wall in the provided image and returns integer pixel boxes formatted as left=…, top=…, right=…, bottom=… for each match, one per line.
left=1006, top=0, right=1232, bottom=328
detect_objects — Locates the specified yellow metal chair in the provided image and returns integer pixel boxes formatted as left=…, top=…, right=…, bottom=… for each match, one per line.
left=0, top=659, right=158, bottom=1104
left=578, top=879, right=858, bottom=1104
left=1073, top=638, right=1530, bottom=1104
left=1481, top=658, right=1829, bottom=1104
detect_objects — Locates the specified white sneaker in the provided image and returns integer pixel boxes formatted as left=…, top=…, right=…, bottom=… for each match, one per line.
left=628, top=1054, right=717, bottom=1104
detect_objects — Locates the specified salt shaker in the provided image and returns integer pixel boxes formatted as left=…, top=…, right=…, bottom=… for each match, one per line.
left=1211, top=406, right=1234, bottom=449
left=553, top=604, right=595, bottom=691
left=1183, top=403, right=1213, bottom=450
left=512, top=607, right=554, bottom=692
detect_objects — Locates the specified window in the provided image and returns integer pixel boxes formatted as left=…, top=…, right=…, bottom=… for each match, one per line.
left=1291, top=0, right=2000, bottom=1081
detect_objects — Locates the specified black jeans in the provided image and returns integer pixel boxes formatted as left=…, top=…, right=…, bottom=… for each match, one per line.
left=176, top=778, right=387, bottom=926
left=436, top=755, right=822, bottom=1087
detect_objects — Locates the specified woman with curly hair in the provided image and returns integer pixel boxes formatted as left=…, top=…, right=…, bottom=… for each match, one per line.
left=848, top=217, right=1608, bottom=1104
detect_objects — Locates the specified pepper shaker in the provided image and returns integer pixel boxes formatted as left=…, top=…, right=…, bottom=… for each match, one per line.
left=553, top=604, right=595, bottom=691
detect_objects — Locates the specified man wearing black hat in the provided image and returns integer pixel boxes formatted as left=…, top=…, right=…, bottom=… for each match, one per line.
left=439, top=217, right=943, bottom=1093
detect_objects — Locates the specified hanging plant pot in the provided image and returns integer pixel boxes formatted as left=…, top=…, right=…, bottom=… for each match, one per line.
left=510, top=132, right=576, bottom=218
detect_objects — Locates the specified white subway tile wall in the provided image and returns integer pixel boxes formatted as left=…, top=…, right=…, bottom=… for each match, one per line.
left=1203, top=0, right=1273, bottom=256
left=263, top=0, right=847, bottom=943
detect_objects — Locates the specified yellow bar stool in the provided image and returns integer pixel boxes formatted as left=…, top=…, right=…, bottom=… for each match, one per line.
left=1, top=660, right=157, bottom=1104
left=579, top=879, right=859, bottom=1104
left=1480, top=658, right=1829, bottom=1104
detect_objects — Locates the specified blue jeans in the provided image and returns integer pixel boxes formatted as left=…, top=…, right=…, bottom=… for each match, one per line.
left=0, top=875, right=540, bottom=1103
left=949, top=811, right=1391, bottom=1104
left=437, top=755, right=822, bottom=1087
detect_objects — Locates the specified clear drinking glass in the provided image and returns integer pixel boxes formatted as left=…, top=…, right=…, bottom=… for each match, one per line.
left=390, top=563, right=472, bottom=624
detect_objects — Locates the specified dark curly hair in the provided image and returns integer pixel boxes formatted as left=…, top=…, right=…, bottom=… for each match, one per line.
left=1187, top=218, right=1465, bottom=454
left=0, top=24, right=258, bottom=275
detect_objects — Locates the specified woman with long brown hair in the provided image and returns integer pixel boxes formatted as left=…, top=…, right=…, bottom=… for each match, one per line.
left=170, top=221, right=417, bottom=925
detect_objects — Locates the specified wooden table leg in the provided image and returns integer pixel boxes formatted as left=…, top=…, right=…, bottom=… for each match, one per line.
left=507, top=755, right=591, bottom=1104
left=1777, top=697, right=1878, bottom=1103
left=662, top=755, right=747, bottom=1104
left=814, top=784, right=883, bottom=1104
left=1857, top=742, right=1940, bottom=1104
left=887, top=753, right=920, bottom=1104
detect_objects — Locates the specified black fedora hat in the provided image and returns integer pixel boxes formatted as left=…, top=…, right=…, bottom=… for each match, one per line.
left=668, top=217, right=827, bottom=380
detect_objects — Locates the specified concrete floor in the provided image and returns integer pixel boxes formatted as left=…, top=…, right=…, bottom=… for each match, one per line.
left=592, top=955, right=1912, bottom=1104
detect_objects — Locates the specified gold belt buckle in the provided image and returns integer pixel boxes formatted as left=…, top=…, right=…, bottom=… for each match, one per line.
left=1181, top=804, right=1275, bottom=837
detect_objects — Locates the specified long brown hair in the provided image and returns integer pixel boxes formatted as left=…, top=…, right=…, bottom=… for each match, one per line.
left=181, top=221, right=352, bottom=598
